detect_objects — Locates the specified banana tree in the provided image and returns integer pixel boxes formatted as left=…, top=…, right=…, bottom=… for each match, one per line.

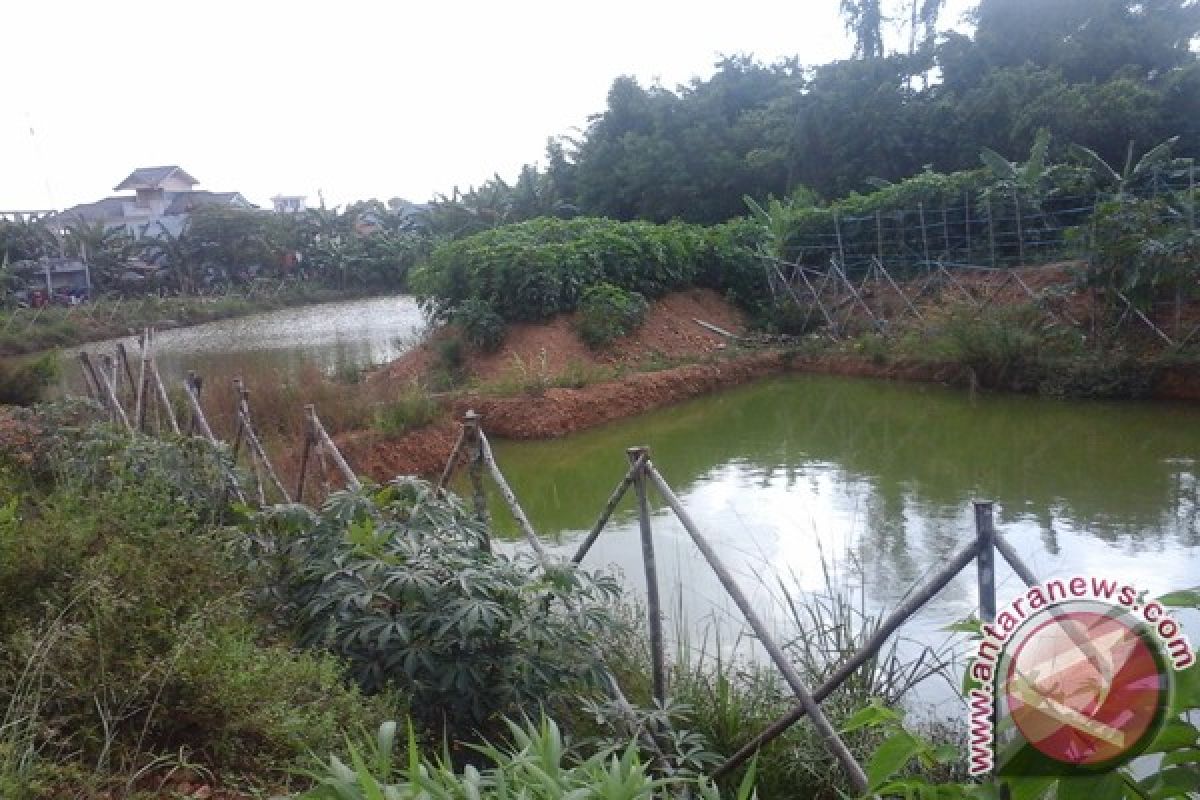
left=978, top=128, right=1054, bottom=209
left=1069, top=136, right=1182, bottom=199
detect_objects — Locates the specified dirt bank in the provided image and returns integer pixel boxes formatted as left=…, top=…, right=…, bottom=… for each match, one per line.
left=370, top=288, right=745, bottom=387
left=342, top=349, right=966, bottom=483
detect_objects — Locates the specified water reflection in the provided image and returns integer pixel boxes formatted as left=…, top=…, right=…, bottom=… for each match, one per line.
left=478, top=375, right=1200, bottom=698
left=59, top=295, right=426, bottom=391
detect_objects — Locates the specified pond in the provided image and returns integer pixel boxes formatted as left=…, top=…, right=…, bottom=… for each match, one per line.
left=475, top=374, right=1200, bottom=712
left=59, top=294, right=426, bottom=391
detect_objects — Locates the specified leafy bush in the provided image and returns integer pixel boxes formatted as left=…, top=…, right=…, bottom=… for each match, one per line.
left=0, top=354, right=59, bottom=407
left=245, top=479, right=622, bottom=741
left=454, top=297, right=507, bottom=351
left=576, top=283, right=649, bottom=349
left=410, top=217, right=761, bottom=336
left=1088, top=195, right=1199, bottom=305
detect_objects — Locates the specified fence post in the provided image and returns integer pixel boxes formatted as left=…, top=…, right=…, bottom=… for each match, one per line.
left=964, top=191, right=972, bottom=265
left=1013, top=189, right=1025, bottom=266
left=296, top=404, right=315, bottom=502
left=645, top=463, right=869, bottom=794
left=918, top=202, right=931, bottom=269
left=629, top=447, right=666, bottom=707
left=942, top=204, right=951, bottom=258
left=987, top=194, right=997, bottom=268
left=974, top=502, right=997, bottom=625
left=464, top=410, right=488, bottom=526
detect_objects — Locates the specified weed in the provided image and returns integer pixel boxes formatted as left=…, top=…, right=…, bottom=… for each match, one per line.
left=374, top=384, right=438, bottom=435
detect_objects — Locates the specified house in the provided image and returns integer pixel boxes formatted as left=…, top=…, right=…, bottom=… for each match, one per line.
left=271, top=195, right=307, bottom=213
left=54, top=166, right=253, bottom=238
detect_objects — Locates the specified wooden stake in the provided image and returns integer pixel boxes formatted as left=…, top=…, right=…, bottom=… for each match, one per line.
left=464, top=411, right=489, bottom=525
left=645, top=463, right=868, bottom=794
left=477, top=429, right=547, bottom=564
left=148, top=356, right=180, bottom=435
left=975, top=502, right=997, bottom=625
left=571, top=453, right=643, bottom=564
left=630, top=447, right=666, bottom=706
left=308, top=406, right=361, bottom=491
left=714, top=537, right=981, bottom=779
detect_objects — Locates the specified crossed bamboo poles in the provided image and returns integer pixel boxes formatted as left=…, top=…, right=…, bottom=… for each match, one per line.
left=76, top=338, right=1092, bottom=792
left=77, top=327, right=357, bottom=509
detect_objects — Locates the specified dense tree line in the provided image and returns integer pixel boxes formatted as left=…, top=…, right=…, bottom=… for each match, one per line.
left=451, top=0, right=1199, bottom=225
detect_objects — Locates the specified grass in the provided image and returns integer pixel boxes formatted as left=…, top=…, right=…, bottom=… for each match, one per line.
left=373, top=383, right=439, bottom=435
left=0, top=413, right=403, bottom=796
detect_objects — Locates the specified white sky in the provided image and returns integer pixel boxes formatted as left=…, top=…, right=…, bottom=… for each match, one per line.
left=0, top=0, right=974, bottom=212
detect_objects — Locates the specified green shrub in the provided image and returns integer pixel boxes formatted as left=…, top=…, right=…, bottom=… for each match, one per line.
left=0, top=354, right=59, bottom=407
left=432, top=334, right=467, bottom=388
left=246, top=479, right=622, bottom=742
left=0, top=418, right=398, bottom=791
left=374, top=385, right=438, bottom=435
left=410, top=217, right=762, bottom=330
left=576, top=283, right=649, bottom=349
left=454, top=297, right=507, bottom=351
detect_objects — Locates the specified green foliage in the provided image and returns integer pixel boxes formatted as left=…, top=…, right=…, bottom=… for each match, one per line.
left=0, top=414, right=398, bottom=791
left=411, top=217, right=761, bottom=342
left=1088, top=195, right=1199, bottom=304
left=301, top=716, right=752, bottom=800
left=576, top=284, right=649, bottom=349
left=453, top=297, right=507, bottom=351
left=245, top=479, right=622, bottom=741
left=373, top=385, right=438, bottom=436
left=0, top=354, right=58, bottom=406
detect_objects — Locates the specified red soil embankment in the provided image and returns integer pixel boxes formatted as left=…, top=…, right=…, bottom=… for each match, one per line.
left=371, top=288, right=745, bottom=387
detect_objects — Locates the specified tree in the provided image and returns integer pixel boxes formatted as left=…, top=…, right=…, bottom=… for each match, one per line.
left=840, top=0, right=886, bottom=59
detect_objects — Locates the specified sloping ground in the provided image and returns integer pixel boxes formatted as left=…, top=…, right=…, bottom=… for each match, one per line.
left=370, top=288, right=745, bottom=387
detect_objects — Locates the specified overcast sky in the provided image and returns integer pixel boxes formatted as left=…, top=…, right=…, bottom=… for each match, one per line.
left=1, top=0, right=974, bottom=212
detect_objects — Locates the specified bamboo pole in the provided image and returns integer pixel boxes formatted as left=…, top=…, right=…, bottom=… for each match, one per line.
left=183, top=374, right=219, bottom=443
left=964, top=192, right=972, bottom=264
left=115, top=343, right=136, bottom=406
left=644, top=463, right=868, bottom=793
left=183, top=374, right=246, bottom=504
left=134, top=329, right=150, bottom=431
left=630, top=447, right=667, bottom=706
left=713, top=537, right=981, bottom=779
left=231, top=378, right=248, bottom=460
left=79, top=352, right=106, bottom=409
left=84, top=352, right=132, bottom=431
left=975, top=502, right=997, bottom=625
left=237, top=388, right=291, bottom=503
left=435, top=425, right=468, bottom=495
left=148, top=356, right=180, bottom=435
left=77, top=356, right=99, bottom=402
left=464, top=411, right=488, bottom=525
left=987, top=194, right=996, bottom=268
left=571, top=453, right=643, bottom=564
left=918, top=202, right=931, bottom=268
left=1014, top=189, right=1025, bottom=265
left=308, top=406, right=361, bottom=491
left=295, top=405, right=315, bottom=503
left=874, top=257, right=923, bottom=321
left=942, top=205, right=951, bottom=258
left=1116, top=290, right=1174, bottom=347
left=477, top=429, right=547, bottom=563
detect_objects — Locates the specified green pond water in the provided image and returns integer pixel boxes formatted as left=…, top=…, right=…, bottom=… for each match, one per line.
left=469, top=374, right=1200, bottom=709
